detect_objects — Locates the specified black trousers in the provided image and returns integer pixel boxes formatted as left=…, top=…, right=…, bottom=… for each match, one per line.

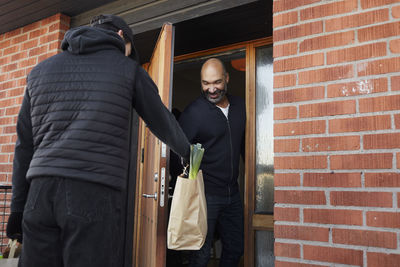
left=189, top=191, right=244, bottom=267
left=18, top=177, right=123, bottom=267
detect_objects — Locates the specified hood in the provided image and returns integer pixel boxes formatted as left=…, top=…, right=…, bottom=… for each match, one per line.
left=61, top=26, right=125, bottom=56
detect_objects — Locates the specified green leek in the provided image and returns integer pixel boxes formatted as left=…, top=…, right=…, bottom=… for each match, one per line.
left=189, top=143, right=205, bottom=180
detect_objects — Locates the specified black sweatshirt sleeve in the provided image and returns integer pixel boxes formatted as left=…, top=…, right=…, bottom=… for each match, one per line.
left=11, top=90, right=34, bottom=212
left=132, top=66, right=190, bottom=160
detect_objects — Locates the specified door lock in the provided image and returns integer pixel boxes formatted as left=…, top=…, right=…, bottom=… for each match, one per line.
left=142, top=192, right=157, bottom=200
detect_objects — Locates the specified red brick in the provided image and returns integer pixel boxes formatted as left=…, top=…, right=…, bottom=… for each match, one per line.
left=331, top=191, right=393, bottom=207
left=275, top=225, right=329, bottom=242
left=10, top=70, right=25, bottom=79
left=0, top=164, right=13, bottom=172
left=274, top=21, right=323, bottom=42
left=29, top=28, right=48, bottom=39
left=300, top=100, right=356, bottom=118
left=300, top=31, right=354, bottom=52
left=300, top=0, right=357, bottom=20
left=302, top=135, right=360, bottom=152
left=395, top=114, right=400, bottom=129
left=274, top=86, right=324, bottom=104
left=274, top=0, right=321, bottom=12
left=329, top=115, right=391, bottom=133
left=327, top=78, right=387, bottom=97
left=0, top=117, right=13, bottom=125
left=273, top=42, right=297, bottom=58
left=274, top=242, right=300, bottom=258
left=2, top=126, right=16, bottom=134
left=0, top=99, right=15, bottom=108
left=274, top=173, right=300, bottom=186
left=398, top=192, right=400, bottom=207
left=8, top=88, right=25, bottom=98
left=358, top=57, right=400, bottom=76
left=299, top=65, right=353, bottom=85
left=29, top=45, right=48, bottom=57
left=22, top=21, right=41, bottom=33
left=5, top=106, right=21, bottom=116
left=274, top=106, right=297, bottom=120
left=364, top=133, right=400, bottom=149
left=390, top=39, right=400, bottom=53
left=1, top=145, right=14, bottom=153
left=38, top=51, right=58, bottom=63
left=48, top=41, right=62, bottom=51
left=39, top=32, right=62, bottom=45
left=303, top=172, right=361, bottom=187
left=21, top=39, right=39, bottom=50
left=275, top=262, right=326, bottom=267
left=18, top=58, right=37, bottom=68
left=274, top=53, right=324, bottom=72
left=16, top=78, right=26, bottom=87
left=274, top=139, right=300, bottom=152
left=40, top=14, right=66, bottom=26
left=361, top=0, right=400, bottom=9
left=11, top=34, right=28, bottom=45
left=303, top=245, right=363, bottom=266
left=274, top=74, right=296, bottom=88
left=274, top=11, right=298, bottom=28
left=4, top=28, right=21, bottom=39
left=327, top=42, right=386, bottom=64
left=333, top=228, right=397, bottom=248
left=392, top=76, right=400, bottom=91
left=368, top=252, right=400, bottom=267
left=274, top=207, right=299, bottom=222
left=0, top=56, right=11, bottom=66
left=304, top=209, right=363, bottom=225
left=359, top=21, right=400, bottom=42
left=275, top=120, right=325, bottom=136
left=0, top=39, right=11, bottom=49
left=275, top=190, right=326, bottom=205
left=48, top=22, right=70, bottom=33
left=331, top=153, right=392, bottom=170
left=3, top=45, right=19, bottom=56
left=11, top=51, right=28, bottom=62
left=394, top=5, right=400, bottom=18
left=326, top=8, right=389, bottom=32
left=398, top=153, right=400, bottom=169
left=0, top=81, right=16, bottom=90
left=360, top=94, right=400, bottom=113
left=275, top=155, right=327, bottom=169
left=365, top=173, right=400, bottom=187
left=2, top=63, right=18, bottom=73
left=0, top=136, right=11, bottom=144
left=367, top=211, right=400, bottom=228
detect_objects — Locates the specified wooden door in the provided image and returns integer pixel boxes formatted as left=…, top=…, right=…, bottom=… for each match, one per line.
left=133, top=23, right=174, bottom=267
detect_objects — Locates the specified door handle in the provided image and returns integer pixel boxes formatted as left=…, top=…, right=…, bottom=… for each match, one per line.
left=142, top=192, right=157, bottom=200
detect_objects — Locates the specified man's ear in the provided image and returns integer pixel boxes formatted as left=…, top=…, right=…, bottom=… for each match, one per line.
left=225, top=72, right=230, bottom=83
left=117, top=30, right=124, bottom=40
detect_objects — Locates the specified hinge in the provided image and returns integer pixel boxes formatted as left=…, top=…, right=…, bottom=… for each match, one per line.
left=141, top=148, right=144, bottom=163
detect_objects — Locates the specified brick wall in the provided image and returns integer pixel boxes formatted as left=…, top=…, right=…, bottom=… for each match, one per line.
left=273, top=0, right=400, bottom=266
left=0, top=14, right=70, bottom=185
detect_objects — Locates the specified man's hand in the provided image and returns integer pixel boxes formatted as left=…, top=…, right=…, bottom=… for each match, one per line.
left=6, top=212, right=23, bottom=243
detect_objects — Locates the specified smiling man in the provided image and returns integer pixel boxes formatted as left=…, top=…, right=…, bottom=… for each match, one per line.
left=179, top=58, right=246, bottom=267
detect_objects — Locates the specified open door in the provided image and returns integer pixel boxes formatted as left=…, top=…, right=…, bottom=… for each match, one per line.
left=133, top=23, right=174, bottom=267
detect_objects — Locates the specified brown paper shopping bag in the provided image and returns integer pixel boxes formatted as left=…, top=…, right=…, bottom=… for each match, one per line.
left=167, top=170, right=207, bottom=250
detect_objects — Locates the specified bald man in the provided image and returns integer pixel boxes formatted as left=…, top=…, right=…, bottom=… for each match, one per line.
left=179, top=58, right=246, bottom=266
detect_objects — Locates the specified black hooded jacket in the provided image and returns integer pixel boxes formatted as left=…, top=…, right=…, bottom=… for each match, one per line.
left=11, top=26, right=190, bottom=212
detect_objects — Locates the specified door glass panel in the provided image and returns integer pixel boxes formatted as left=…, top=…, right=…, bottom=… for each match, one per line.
left=255, top=230, right=274, bottom=267
left=255, top=45, right=274, bottom=214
